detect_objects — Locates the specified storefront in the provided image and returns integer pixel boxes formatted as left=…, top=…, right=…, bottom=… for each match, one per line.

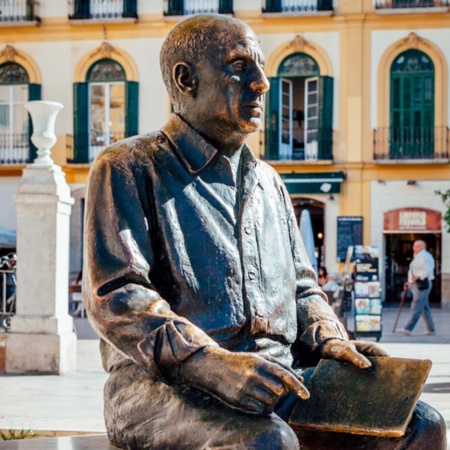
left=383, top=207, right=441, bottom=305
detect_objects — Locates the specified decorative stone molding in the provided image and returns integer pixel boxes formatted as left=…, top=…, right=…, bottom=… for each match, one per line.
left=266, top=36, right=333, bottom=77
left=289, top=35, right=312, bottom=53
left=0, top=45, right=41, bottom=83
left=74, top=42, right=139, bottom=82
left=399, top=32, right=429, bottom=51
left=0, top=45, right=19, bottom=61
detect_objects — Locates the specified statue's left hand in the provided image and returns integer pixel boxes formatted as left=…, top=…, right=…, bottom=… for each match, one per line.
left=319, top=339, right=389, bottom=370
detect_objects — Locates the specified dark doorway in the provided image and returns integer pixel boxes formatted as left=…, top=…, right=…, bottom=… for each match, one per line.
left=292, top=198, right=325, bottom=268
left=384, top=232, right=441, bottom=305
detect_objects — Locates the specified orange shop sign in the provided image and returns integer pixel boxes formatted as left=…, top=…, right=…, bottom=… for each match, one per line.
left=383, top=208, right=441, bottom=232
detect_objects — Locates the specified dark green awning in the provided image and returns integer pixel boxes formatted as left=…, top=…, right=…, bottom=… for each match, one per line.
left=280, top=171, right=345, bottom=195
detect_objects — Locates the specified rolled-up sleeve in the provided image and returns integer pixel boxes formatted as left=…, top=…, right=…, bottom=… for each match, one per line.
left=83, top=144, right=217, bottom=380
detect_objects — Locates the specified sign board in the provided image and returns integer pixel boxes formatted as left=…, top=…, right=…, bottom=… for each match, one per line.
left=337, top=216, right=363, bottom=263
left=384, top=208, right=441, bottom=232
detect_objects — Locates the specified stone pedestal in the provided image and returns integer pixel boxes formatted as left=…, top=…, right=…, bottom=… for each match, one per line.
left=6, top=163, right=77, bottom=374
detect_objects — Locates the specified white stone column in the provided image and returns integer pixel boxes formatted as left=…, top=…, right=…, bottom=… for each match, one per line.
left=6, top=101, right=77, bottom=374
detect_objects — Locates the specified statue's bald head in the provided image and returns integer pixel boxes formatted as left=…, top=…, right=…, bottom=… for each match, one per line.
left=160, top=14, right=254, bottom=110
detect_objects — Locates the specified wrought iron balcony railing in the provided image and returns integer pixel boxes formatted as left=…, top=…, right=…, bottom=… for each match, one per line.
left=373, top=126, right=450, bottom=161
left=261, top=128, right=333, bottom=161
left=164, top=0, right=233, bottom=16
left=66, top=131, right=125, bottom=163
left=0, top=0, right=40, bottom=25
left=375, top=0, right=449, bottom=10
left=263, top=0, right=333, bottom=14
left=68, top=0, right=137, bottom=21
left=0, top=133, right=29, bottom=165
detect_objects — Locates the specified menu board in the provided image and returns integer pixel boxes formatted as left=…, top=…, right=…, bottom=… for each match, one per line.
left=336, top=217, right=363, bottom=263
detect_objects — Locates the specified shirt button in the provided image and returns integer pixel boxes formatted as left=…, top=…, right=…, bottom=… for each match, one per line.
left=256, top=308, right=264, bottom=317
left=216, top=162, right=224, bottom=171
left=244, top=226, right=251, bottom=235
left=248, top=271, right=256, bottom=280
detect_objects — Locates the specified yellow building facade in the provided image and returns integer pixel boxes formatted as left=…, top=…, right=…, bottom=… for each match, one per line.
left=0, top=0, right=449, bottom=306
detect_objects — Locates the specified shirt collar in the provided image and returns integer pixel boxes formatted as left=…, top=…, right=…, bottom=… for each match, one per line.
left=160, top=114, right=218, bottom=175
left=160, top=113, right=258, bottom=175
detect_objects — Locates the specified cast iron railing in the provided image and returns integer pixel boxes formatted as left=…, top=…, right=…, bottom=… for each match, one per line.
left=68, top=0, right=137, bottom=20
left=375, top=0, right=449, bottom=9
left=262, top=128, right=333, bottom=161
left=263, top=0, right=333, bottom=13
left=0, top=133, right=29, bottom=165
left=373, top=126, right=450, bottom=160
left=0, top=0, right=40, bottom=24
left=164, top=0, right=233, bottom=16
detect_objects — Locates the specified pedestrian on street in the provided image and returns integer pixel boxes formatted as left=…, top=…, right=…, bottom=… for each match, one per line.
left=403, top=240, right=436, bottom=336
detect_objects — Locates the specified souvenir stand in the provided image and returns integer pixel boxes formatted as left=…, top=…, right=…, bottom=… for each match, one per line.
left=352, top=245, right=382, bottom=342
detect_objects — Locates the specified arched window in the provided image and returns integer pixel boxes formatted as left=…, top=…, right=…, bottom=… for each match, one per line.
left=73, top=58, right=138, bottom=163
left=0, top=62, right=41, bottom=165
left=265, top=52, right=333, bottom=162
left=390, top=50, right=435, bottom=159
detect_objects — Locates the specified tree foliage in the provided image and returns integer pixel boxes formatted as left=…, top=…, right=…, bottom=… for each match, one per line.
left=436, top=189, right=450, bottom=232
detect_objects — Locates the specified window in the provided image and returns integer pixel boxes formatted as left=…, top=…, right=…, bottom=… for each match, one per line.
left=164, top=0, right=233, bottom=16
left=0, top=0, right=40, bottom=24
left=68, top=0, right=137, bottom=20
left=263, top=0, right=333, bottom=13
left=0, top=62, right=40, bottom=165
left=265, top=53, right=333, bottom=161
left=389, top=50, right=435, bottom=159
left=73, top=58, right=138, bottom=163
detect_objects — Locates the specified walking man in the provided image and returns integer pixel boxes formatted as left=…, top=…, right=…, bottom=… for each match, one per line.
left=403, top=240, right=436, bottom=335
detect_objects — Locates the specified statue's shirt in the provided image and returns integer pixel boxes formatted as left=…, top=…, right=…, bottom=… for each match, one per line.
left=83, top=114, right=346, bottom=379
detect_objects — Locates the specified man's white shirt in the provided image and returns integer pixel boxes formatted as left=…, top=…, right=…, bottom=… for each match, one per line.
left=408, top=249, right=435, bottom=283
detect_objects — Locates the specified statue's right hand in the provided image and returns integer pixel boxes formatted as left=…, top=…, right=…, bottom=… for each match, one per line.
left=178, top=346, right=309, bottom=414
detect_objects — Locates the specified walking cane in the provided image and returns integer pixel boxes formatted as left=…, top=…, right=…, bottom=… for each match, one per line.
left=392, top=284, right=408, bottom=333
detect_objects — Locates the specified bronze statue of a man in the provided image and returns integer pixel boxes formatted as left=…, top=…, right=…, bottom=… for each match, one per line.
left=83, top=14, right=446, bottom=450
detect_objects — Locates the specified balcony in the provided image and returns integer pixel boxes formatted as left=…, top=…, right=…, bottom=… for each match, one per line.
left=262, top=129, right=333, bottom=162
left=66, top=131, right=125, bottom=163
left=164, top=0, right=233, bottom=17
left=262, top=0, right=333, bottom=15
left=373, top=126, right=450, bottom=162
left=0, top=134, right=29, bottom=165
left=0, top=0, right=40, bottom=26
left=68, top=0, right=137, bottom=22
left=375, top=0, right=450, bottom=14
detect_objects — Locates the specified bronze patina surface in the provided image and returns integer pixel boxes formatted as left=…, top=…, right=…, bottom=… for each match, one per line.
left=290, top=357, right=431, bottom=437
left=83, top=13, right=447, bottom=450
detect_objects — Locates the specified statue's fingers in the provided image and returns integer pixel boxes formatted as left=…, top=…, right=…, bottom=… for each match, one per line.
left=275, top=367, right=310, bottom=400
left=352, top=340, right=389, bottom=357
left=338, top=345, right=372, bottom=370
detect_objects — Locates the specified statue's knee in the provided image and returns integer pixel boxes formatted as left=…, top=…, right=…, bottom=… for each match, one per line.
left=414, top=401, right=447, bottom=448
left=250, top=418, right=299, bottom=450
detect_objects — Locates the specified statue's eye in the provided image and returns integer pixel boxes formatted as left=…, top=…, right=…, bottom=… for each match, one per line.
left=231, top=59, right=246, bottom=72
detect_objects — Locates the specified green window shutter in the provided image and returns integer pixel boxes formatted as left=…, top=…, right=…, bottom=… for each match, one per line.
left=166, top=0, right=184, bottom=15
left=73, top=82, right=89, bottom=163
left=318, top=75, right=333, bottom=160
left=123, top=0, right=137, bottom=18
left=219, top=0, right=233, bottom=14
left=28, top=83, right=41, bottom=163
left=125, top=81, right=139, bottom=138
left=265, top=77, right=280, bottom=160
left=264, top=0, right=282, bottom=12
left=74, top=0, right=90, bottom=19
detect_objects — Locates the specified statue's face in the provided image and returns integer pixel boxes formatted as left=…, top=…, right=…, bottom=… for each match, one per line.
left=192, top=23, right=269, bottom=136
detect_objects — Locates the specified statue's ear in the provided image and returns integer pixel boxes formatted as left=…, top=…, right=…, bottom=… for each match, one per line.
left=173, top=62, right=198, bottom=98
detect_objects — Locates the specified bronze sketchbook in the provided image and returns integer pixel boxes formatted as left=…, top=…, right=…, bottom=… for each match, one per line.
left=289, top=357, right=431, bottom=437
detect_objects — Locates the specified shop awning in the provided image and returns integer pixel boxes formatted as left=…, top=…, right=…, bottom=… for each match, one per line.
left=280, top=171, right=345, bottom=195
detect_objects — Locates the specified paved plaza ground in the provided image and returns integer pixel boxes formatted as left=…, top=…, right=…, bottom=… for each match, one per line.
left=0, top=306, right=449, bottom=447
